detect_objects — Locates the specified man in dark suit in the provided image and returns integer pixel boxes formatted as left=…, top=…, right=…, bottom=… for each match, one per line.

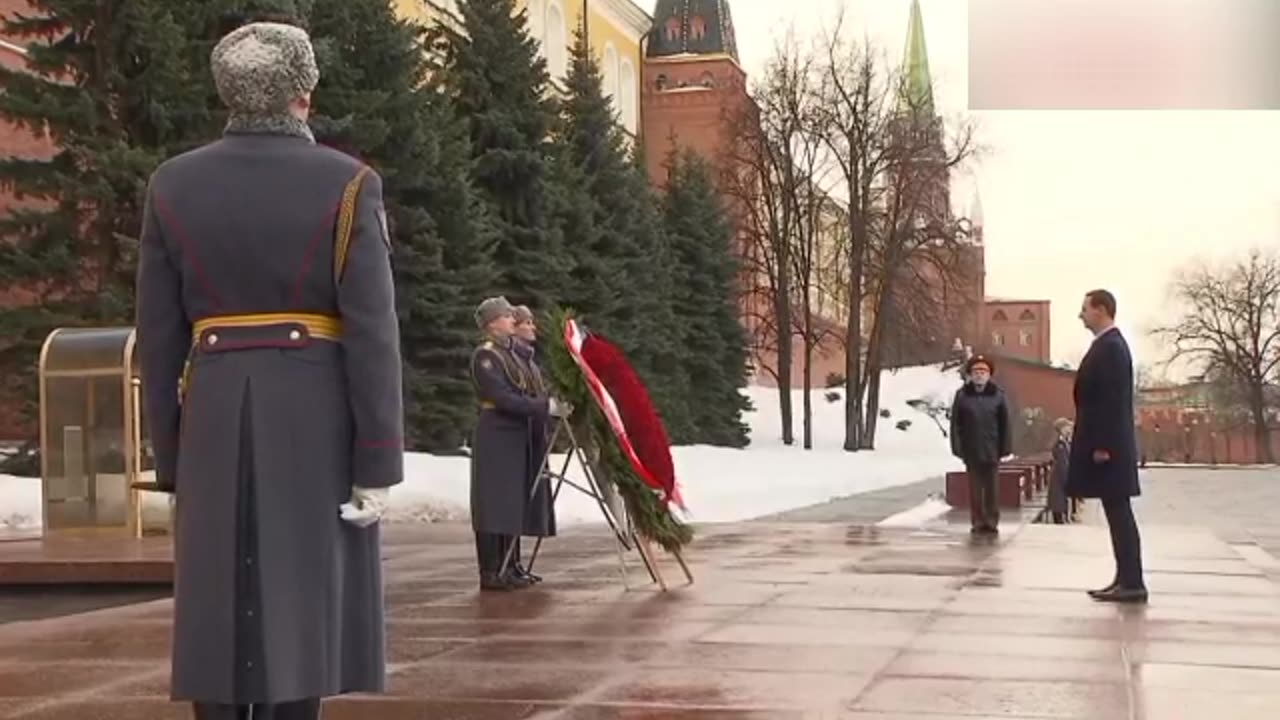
left=1065, top=290, right=1147, bottom=603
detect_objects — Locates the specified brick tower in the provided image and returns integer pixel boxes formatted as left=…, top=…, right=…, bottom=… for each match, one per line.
left=879, top=0, right=986, bottom=367
left=640, top=0, right=750, bottom=187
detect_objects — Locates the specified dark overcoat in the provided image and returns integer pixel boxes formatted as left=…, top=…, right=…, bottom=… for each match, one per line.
left=949, top=381, right=1012, bottom=465
left=1065, top=327, right=1140, bottom=499
left=470, top=338, right=549, bottom=536
left=136, top=131, right=403, bottom=704
left=1048, top=437, right=1070, bottom=514
left=513, top=340, right=556, bottom=538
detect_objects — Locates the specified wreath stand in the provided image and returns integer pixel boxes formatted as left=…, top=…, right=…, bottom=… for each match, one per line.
left=498, top=415, right=693, bottom=591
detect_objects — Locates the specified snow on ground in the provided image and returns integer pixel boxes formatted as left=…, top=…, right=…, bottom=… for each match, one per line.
left=0, top=364, right=965, bottom=530
left=877, top=495, right=953, bottom=528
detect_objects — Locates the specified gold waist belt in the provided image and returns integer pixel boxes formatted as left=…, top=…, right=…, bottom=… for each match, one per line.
left=192, top=312, right=343, bottom=342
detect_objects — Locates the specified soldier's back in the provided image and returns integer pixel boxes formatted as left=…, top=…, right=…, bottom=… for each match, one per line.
left=149, top=135, right=369, bottom=318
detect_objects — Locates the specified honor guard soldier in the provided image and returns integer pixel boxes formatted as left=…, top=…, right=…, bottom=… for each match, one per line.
left=511, top=305, right=557, bottom=581
left=135, top=22, right=403, bottom=720
left=470, top=298, right=568, bottom=591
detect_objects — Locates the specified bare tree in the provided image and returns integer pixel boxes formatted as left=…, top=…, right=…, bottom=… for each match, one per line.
left=1153, top=248, right=1280, bottom=463
left=813, top=17, right=897, bottom=451
left=814, top=10, right=978, bottom=449
left=786, top=69, right=839, bottom=449
left=720, top=33, right=811, bottom=446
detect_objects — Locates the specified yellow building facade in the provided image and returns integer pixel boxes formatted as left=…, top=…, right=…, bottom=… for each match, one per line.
left=392, top=0, right=650, bottom=136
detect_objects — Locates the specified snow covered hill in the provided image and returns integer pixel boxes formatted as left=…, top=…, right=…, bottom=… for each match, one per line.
left=0, top=364, right=964, bottom=530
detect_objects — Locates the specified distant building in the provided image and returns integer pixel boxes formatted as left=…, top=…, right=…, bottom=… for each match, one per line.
left=395, top=0, right=650, bottom=138
left=983, top=298, right=1052, bottom=364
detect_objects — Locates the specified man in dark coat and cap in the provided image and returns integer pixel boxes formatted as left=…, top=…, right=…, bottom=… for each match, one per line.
left=469, top=298, right=568, bottom=591
left=136, top=20, right=403, bottom=720
left=1065, top=289, right=1146, bottom=603
left=950, top=355, right=1012, bottom=535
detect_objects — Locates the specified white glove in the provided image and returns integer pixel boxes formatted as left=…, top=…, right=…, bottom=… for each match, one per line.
left=549, top=397, right=573, bottom=418
left=340, top=486, right=389, bottom=528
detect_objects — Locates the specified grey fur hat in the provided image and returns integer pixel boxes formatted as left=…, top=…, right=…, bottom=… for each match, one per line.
left=211, top=22, right=319, bottom=115
left=512, top=305, right=535, bottom=323
left=475, top=296, right=515, bottom=329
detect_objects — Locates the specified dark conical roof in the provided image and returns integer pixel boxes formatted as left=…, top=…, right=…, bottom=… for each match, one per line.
left=647, top=0, right=738, bottom=61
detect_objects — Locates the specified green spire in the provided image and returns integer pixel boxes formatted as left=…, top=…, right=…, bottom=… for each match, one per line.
left=900, top=0, right=935, bottom=115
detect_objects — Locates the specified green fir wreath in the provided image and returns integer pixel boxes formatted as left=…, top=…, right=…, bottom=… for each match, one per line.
left=542, top=307, right=693, bottom=553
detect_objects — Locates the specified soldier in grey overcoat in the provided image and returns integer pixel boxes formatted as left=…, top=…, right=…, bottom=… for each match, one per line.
left=135, top=22, right=403, bottom=720
left=469, top=298, right=566, bottom=591
left=511, top=305, right=556, bottom=582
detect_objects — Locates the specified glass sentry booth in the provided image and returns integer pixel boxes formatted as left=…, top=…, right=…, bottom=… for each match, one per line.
left=38, top=327, right=172, bottom=538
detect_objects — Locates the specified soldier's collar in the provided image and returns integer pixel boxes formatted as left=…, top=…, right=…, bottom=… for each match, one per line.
left=224, top=112, right=316, bottom=143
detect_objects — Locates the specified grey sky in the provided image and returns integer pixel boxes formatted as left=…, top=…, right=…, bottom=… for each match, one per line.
left=726, top=0, right=1280, bottom=372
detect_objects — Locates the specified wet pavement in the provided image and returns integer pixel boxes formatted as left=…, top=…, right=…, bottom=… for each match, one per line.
left=1, top=504, right=1279, bottom=720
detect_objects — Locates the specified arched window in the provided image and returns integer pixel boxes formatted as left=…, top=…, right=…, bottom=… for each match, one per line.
left=619, top=58, right=637, bottom=132
left=602, top=43, right=619, bottom=101
left=992, top=309, right=1008, bottom=322
left=689, top=15, right=707, bottom=40
left=1019, top=330, right=1033, bottom=346
left=664, top=16, right=680, bottom=42
left=545, top=1, right=567, bottom=79
left=655, top=73, right=669, bottom=90
left=528, top=0, right=545, bottom=46
left=699, top=71, right=715, bottom=88
left=992, top=331, right=1005, bottom=346
left=1019, top=309, right=1036, bottom=321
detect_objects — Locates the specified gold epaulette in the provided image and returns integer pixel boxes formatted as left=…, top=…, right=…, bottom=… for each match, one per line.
left=333, top=165, right=373, bottom=284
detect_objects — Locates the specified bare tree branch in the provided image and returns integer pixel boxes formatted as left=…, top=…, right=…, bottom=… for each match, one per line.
left=1151, top=248, right=1280, bottom=463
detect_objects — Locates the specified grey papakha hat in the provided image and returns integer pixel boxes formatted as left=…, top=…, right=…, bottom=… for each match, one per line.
left=211, top=22, right=319, bottom=115
left=474, top=296, right=515, bottom=329
left=512, top=305, right=535, bottom=323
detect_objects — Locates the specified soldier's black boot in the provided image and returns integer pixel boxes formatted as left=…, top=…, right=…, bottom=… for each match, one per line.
left=251, top=698, right=322, bottom=719
left=479, top=571, right=516, bottom=591
left=192, top=703, right=249, bottom=720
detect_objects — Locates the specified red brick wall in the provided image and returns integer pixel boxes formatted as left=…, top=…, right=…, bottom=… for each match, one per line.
left=751, top=318, right=848, bottom=389
left=992, top=358, right=1075, bottom=454
left=983, top=299, right=1051, bottom=363
left=1137, top=408, right=1280, bottom=465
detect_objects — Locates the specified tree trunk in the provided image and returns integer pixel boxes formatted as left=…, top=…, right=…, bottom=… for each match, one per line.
left=864, top=353, right=883, bottom=449
left=802, top=317, right=814, bottom=450
left=1249, top=384, right=1274, bottom=464
left=777, top=237, right=794, bottom=446
left=843, top=194, right=866, bottom=451
left=776, top=330, right=794, bottom=446
left=861, top=270, right=894, bottom=450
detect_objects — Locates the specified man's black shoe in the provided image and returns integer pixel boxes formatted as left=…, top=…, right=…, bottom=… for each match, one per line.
left=1087, top=580, right=1118, bottom=598
left=1092, top=586, right=1148, bottom=604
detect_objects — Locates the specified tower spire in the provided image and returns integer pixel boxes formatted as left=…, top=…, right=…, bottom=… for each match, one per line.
left=900, top=0, right=935, bottom=115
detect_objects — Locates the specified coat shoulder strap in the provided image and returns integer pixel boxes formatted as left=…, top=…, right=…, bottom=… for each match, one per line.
left=333, top=165, right=374, bottom=285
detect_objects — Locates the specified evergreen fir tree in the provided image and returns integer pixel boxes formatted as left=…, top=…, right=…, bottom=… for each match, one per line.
left=437, top=0, right=573, bottom=310
left=556, top=26, right=692, bottom=440
left=307, top=0, right=498, bottom=452
left=661, top=150, right=752, bottom=447
left=0, top=0, right=220, bottom=454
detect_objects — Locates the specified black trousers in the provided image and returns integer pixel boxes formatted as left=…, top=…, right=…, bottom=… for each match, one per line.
left=474, top=532, right=518, bottom=574
left=192, top=698, right=321, bottom=719
left=1101, top=495, right=1145, bottom=589
left=965, top=462, right=1000, bottom=530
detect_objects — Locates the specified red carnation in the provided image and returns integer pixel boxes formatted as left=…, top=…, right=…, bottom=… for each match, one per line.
left=579, top=332, right=682, bottom=509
